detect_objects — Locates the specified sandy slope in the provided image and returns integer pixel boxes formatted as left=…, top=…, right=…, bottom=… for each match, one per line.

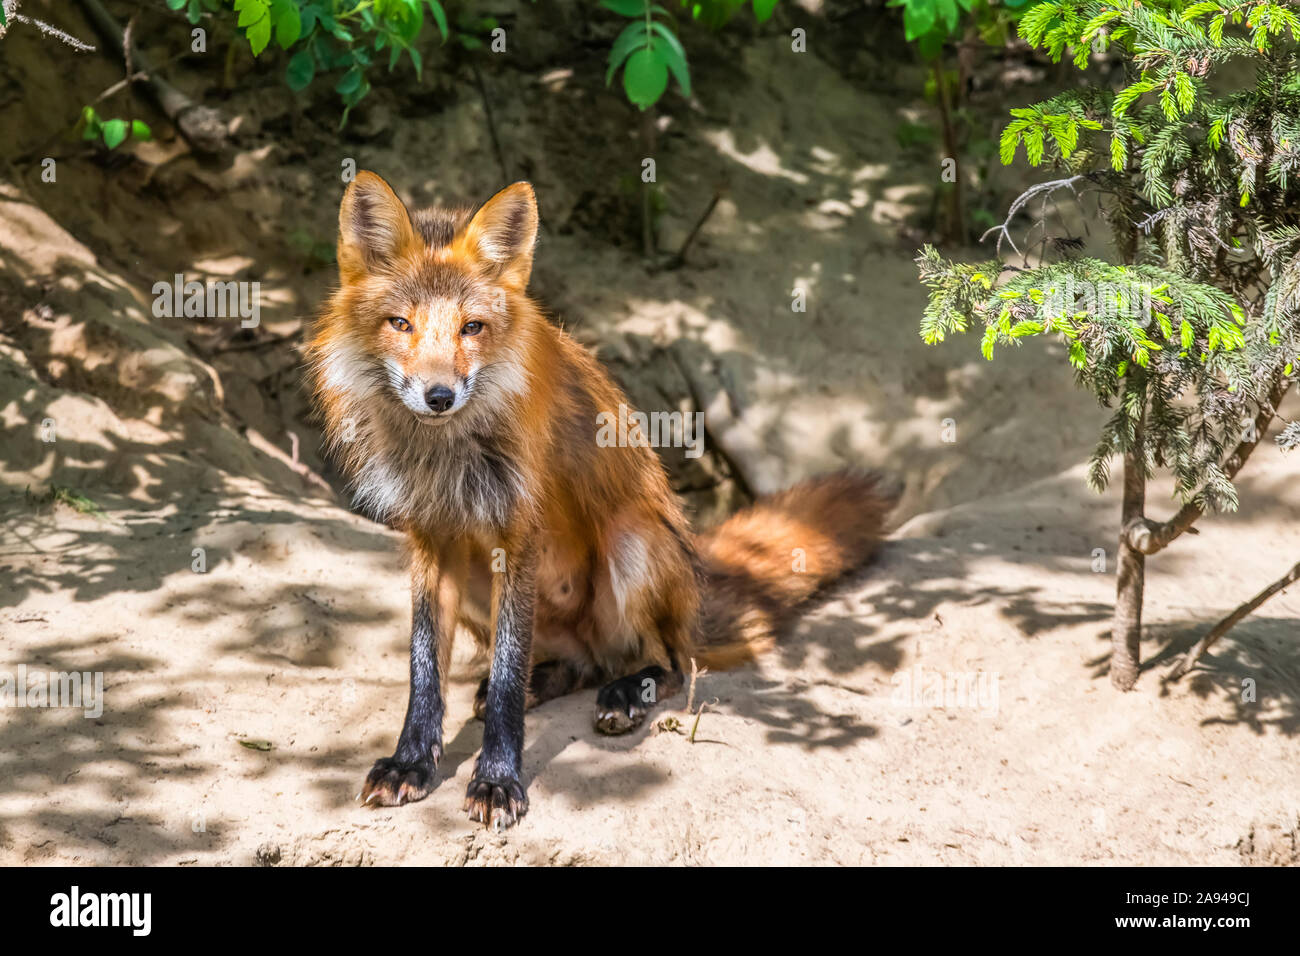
left=3, top=438, right=1298, bottom=866
left=1, top=0, right=1297, bottom=865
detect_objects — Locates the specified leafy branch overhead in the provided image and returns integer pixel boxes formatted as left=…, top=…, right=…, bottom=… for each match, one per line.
left=166, top=0, right=447, bottom=121
left=158, top=1, right=778, bottom=119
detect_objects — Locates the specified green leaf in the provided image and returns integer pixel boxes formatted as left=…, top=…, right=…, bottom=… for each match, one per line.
left=336, top=66, right=364, bottom=96
left=287, top=49, right=316, bottom=90
left=1110, top=132, right=1127, bottom=171
left=623, top=47, right=669, bottom=109
left=607, top=21, right=649, bottom=86
left=753, top=0, right=778, bottom=22
left=650, top=23, right=691, bottom=97
left=1000, top=120, right=1026, bottom=165
left=904, top=0, right=938, bottom=41
left=427, top=0, right=449, bottom=40
left=247, top=14, right=272, bottom=56
left=602, top=0, right=647, bottom=15
left=81, top=106, right=102, bottom=140
left=274, top=1, right=301, bottom=48
left=101, top=119, right=128, bottom=150
left=131, top=119, right=152, bottom=141
left=235, top=0, right=268, bottom=29
left=980, top=323, right=997, bottom=360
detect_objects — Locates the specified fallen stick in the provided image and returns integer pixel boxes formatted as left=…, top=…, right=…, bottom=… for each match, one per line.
left=1167, top=558, right=1300, bottom=679
left=665, top=186, right=724, bottom=270
left=75, top=0, right=227, bottom=154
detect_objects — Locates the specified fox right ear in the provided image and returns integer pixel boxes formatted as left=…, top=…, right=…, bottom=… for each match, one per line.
left=337, top=171, right=418, bottom=281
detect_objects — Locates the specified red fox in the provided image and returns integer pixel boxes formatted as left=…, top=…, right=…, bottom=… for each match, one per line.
left=307, top=172, right=896, bottom=830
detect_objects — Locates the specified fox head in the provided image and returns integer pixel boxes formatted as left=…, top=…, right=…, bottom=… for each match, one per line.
left=320, top=171, right=539, bottom=429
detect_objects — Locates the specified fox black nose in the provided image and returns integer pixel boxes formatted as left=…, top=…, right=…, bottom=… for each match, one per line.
left=425, top=385, right=455, bottom=413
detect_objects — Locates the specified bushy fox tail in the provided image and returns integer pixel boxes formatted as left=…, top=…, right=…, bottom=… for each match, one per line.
left=691, top=470, right=898, bottom=669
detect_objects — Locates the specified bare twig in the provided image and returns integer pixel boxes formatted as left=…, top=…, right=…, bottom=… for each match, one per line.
left=685, top=656, right=707, bottom=714
left=665, top=187, right=724, bottom=270
left=981, top=174, right=1087, bottom=260
left=3, top=1, right=97, bottom=51
left=1168, top=557, right=1300, bottom=679
left=94, top=51, right=191, bottom=105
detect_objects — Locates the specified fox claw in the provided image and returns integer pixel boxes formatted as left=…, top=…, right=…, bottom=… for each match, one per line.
left=359, top=756, right=436, bottom=807
left=464, top=774, right=528, bottom=830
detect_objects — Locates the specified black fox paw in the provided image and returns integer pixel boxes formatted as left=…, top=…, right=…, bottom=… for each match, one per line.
left=594, top=675, right=650, bottom=735
left=359, top=756, right=436, bottom=807
left=464, top=774, right=528, bottom=831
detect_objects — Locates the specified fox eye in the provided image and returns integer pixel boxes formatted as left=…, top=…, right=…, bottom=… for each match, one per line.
left=388, top=316, right=412, bottom=333
left=461, top=321, right=484, bottom=336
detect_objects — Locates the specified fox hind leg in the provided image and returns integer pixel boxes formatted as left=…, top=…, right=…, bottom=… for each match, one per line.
left=473, top=659, right=597, bottom=719
left=594, top=663, right=684, bottom=736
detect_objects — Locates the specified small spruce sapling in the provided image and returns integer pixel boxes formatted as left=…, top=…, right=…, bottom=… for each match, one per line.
left=916, top=0, right=1300, bottom=690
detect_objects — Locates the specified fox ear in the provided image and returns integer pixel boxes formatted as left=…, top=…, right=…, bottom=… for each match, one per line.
left=459, top=182, right=539, bottom=287
left=337, top=171, right=418, bottom=280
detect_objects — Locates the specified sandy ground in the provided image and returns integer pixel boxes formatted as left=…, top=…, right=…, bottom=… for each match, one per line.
left=1, top=0, right=1298, bottom=865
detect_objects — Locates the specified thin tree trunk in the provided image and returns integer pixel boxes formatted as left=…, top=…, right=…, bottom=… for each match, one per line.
left=1110, top=411, right=1146, bottom=691
left=932, top=60, right=964, bottom=244
left=1121, top=375, right=1293, bottom=555
left=641, top=106, right=657, bottom=259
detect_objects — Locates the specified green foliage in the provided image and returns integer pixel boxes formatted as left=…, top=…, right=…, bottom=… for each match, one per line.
left=919, top=248, right=1256, bottom=505
left=167, top=0, right=448, bottom=124
left=683, top=0, right=776, bottom=29
left=917, top=0, right=1300, bottom=512
left=999, top=0, right=1300, bottom=201
left=451, top=12, right=499, bottom=50
left=79, top=107, right=153, bottom=150
left=160, top=0, right=774, bottom=122
left=889, top=0, right=1038, bottom=58
left=604, top=0, right=692, bottom=109
left=603, top=0, right=777, bottom=110
left=28, top=484, right=107, bottom=518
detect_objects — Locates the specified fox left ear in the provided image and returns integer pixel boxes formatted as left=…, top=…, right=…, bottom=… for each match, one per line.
left=337, top=171, right=419, bottom=282
left=459, top=182, right=539, bottom=288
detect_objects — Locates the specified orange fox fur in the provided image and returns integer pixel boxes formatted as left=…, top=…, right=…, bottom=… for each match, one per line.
left=307, top=172, right=895, bottom=826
